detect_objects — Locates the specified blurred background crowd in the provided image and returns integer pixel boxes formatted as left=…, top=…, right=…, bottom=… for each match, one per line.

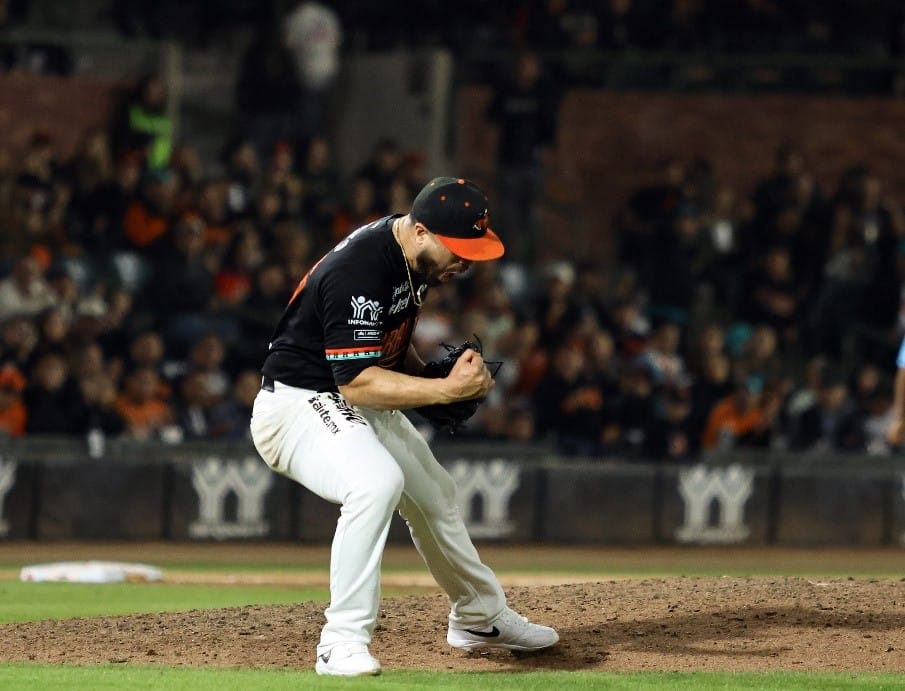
left=0, top=0, right=904, bottom=460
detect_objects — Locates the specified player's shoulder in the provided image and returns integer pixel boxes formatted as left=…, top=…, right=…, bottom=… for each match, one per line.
left=314, top=216, right=397, bottom=286
left=332, top=216, right=395, bottom=256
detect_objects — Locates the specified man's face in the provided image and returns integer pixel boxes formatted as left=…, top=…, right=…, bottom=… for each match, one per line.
left=413, top=228, right=471, bottom=286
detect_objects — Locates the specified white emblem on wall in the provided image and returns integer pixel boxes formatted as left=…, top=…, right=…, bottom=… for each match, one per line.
left=675, top=464, right=754, bottom=544
left=0, top=458, right=15, bottom=538
left=189, top=457, right=274, bottom=539
left=350, top=296, right=382, bottom=321
left=449, top=459, right=520, bottom=538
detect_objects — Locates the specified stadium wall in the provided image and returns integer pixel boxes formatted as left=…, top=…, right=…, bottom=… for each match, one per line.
left=1, top=440, right=903, bottom=546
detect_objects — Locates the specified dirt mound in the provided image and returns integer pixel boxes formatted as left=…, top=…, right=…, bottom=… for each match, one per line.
left=3, top=578, right=905, bottom=672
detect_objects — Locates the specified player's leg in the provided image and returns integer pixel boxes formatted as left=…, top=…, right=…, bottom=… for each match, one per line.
left=251, top=387, right=402, bottom=674
left=360, top=408, right=558, bottom=651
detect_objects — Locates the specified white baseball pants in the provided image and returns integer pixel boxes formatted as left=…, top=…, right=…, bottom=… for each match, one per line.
left=249, top=380, right=506, bottom=649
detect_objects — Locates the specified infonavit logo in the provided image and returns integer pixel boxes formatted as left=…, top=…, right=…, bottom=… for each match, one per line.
left=350, top=296, right=382, bottom=322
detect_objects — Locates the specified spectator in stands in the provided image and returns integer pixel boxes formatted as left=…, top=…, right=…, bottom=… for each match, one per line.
left=753, top=144, right=807, bottom=225
left=145, top=213, right=217, bottom=353
left=534, top=260, right=583, bottom=350
left=264, top=140, right=305, bottom=218
left=742, top=246, right=801, bottom=345
left=75, top=151, right=143, bottom=264
left=29, top=305, right=71, bottom=366
left=0, top=364, right=26, bottom=437
left=701, top=375, right=777, bottom=451
left=170, top=144, right=204, bottom=190
left=0, top=315, right=38, bottom=372
left=533, top=343, right=609, bottom=456
left=634, top=320, right=686, bottom=388
left=618, top=157, right=687, bottom=288
left=186, top=334, right=231, bottom=400
left=0, top=255, right=57, bottom=321
left=356, top=138, right=401, bottom=215
left=123, top=168, right=177, bottom=250
left=113, top=73, right=173, bottom=174
left=330, top=176, right=380, bottom=242
left=300, top=135, right=341, bottom=232
left=12, top=133, right=67, bottom=251
left=272, top=220, right=314, bottom=280
left=253, top=186, right=286, bottom=238
left=646, top=378, right=695, bottom=459
left=616, top=362, right=655, bottom=456
left=23, top=352, right=78, bottom=434
left=207, top=369, right=261, bottom=440
left=214, top=226, right=264, bottom=310
left=851, top=364, right=891, bottom=454
left=126, top=330, right=172, bottom=395
left=236, top=16, right=304, bottom=162
left=65, top=128, right=115, bottom=255
left=195, top=184, right=232, bottom=253
left=806, top=204, right=869, bottom=360
left=175, top=370, right=221, bottom=439
left=223, top=138, right=261, bottom=221
left=688, top=352, right=733, bottom=453
left=115, top=367, right=173, bottom=440
left=648, top=202, right=710, bottom=326
left=788, top=367, right=863, bottom=452
left=283, top=0, right=343, bottom=142
left=70, top=373, right=126, bottom=437
left=487, top=50, right=558, bottom=267
left=702, top=185, right=749, bottom=318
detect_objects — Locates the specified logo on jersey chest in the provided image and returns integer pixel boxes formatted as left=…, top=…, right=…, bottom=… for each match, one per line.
left=349, top=296, right=383, bottom=326
left=389, top=293, right=411, bottom=315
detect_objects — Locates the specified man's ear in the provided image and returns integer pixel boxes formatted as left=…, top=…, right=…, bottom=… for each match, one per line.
left=413, top=222, right=430, bottom=246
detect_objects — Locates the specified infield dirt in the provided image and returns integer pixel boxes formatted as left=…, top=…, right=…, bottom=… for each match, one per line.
left=3, top=577, right=905, bottom=672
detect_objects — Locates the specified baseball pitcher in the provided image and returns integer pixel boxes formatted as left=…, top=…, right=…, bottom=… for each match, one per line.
left=250, top=177, right=558, bottom=676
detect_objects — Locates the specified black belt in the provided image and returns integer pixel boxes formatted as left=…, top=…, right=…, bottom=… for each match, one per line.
left=261, top=376, right=275, bottom=392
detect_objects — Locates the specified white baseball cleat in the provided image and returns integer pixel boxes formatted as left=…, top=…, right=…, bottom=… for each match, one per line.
left=315, top=642, right=381, bottom=676
left=447, top=606, right=560, bottom=652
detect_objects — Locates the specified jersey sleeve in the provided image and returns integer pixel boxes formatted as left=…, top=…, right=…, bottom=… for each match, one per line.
left=318, top=262, right=391, bottom=386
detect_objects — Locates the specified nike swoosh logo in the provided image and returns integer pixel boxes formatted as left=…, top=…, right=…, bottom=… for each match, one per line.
left=464, top=626, right=500, bottom=638
left=318, top=652, right=331, bottom=663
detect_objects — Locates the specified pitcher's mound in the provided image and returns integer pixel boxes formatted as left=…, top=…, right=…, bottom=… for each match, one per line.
left=2, top=578, right=905, bottom=672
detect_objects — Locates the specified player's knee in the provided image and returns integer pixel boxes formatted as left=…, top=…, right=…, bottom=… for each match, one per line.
left=349, top=464, right=404, bottom=510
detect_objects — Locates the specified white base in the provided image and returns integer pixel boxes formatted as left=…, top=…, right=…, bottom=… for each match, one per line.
left=20, top=561, right=163, bottom=583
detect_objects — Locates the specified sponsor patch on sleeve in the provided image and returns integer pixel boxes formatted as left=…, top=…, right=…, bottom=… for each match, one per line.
left=354, top=330, right=382, bottom=342
left=325, top=345, right=382, bottom=361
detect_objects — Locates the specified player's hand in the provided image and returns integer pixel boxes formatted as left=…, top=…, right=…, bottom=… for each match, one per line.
left=446, top=348, right=494, bottom=401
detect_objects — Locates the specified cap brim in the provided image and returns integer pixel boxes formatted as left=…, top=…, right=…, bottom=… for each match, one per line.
left=434, top=228, right=505, bottom=261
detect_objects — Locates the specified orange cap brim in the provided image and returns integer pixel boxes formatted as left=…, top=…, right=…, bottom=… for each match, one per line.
left=434, top=228, right=505, bottom=261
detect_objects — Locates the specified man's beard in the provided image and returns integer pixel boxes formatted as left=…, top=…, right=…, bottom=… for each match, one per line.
left=412, top=250, right=446, bottom=287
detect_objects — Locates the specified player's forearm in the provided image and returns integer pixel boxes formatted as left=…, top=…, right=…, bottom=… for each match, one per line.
left=338, top=366, right=453, bottom=410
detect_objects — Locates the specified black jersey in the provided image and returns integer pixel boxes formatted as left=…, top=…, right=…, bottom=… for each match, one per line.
left=261, top=216, right=423, bottom=391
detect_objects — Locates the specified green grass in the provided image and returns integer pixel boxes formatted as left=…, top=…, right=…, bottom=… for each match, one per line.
left=0, top=666, right=902, bottom=690
left=0, top=582, right=329, bottom=623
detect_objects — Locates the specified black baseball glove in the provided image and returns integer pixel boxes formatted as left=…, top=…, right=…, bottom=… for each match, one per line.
left=413, top=337, right=502, bottom=434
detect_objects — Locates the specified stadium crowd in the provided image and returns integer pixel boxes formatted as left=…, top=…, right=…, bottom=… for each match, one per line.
left=1, top=2, right=904, bottom=460
left=0, top=85, right=902, bottom=461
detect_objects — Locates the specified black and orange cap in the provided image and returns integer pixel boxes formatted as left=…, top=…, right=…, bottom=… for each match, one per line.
left=411, top=177, right=505, bottom=261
